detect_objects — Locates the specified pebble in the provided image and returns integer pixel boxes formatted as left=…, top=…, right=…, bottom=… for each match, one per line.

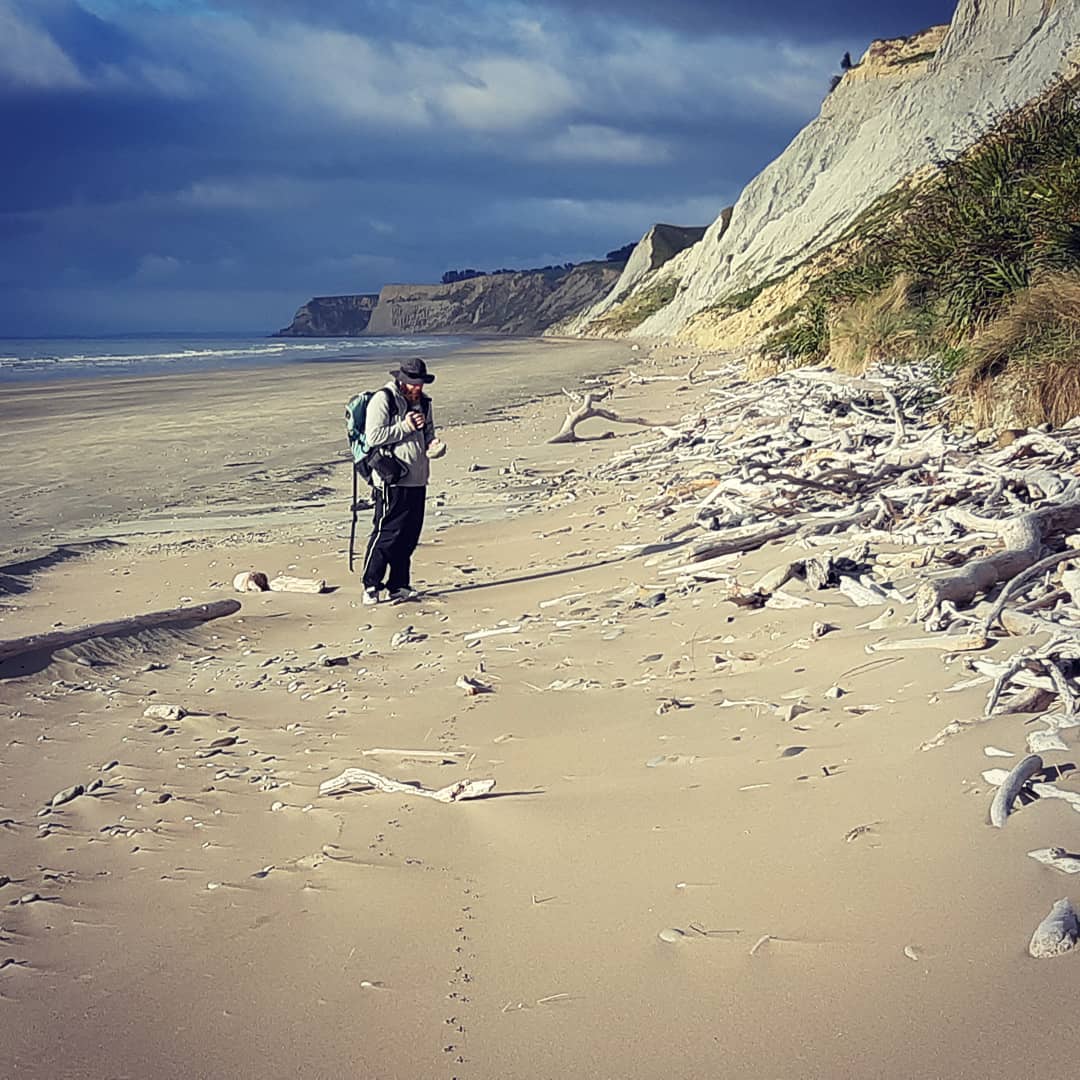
left=657, top=928, right=685, bottom=943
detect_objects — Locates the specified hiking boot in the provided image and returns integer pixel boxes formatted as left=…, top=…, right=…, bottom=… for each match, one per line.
left=388, top=587, right=419, bottom=602
left=362, top=587, right=382, bottom=606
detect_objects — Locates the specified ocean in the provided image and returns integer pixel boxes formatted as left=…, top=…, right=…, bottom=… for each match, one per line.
left=0, top=333, right=470, bottom=383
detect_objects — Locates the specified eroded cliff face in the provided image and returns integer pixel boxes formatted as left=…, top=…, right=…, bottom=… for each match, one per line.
left=570, top=0, right=1080, bottom=345
left=362, top=262, right=623, bottom=336
left=274, top=294, right=379, bottom=336
left=559, top=222, right=712, bottom=336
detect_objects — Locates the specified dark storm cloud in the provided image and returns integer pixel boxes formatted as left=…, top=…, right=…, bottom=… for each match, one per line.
left=0, top=0, right=961, bottom=333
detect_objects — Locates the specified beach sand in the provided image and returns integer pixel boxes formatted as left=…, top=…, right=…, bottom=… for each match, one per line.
left=1, top=339, right=1078, bottom=1079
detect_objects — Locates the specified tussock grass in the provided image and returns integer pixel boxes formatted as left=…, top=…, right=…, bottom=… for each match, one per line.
left=956, top=272, right=1080, bottom=427
left=762, top=75, right=1080, bottom=376
left=829, top=275, right=924, bottom=373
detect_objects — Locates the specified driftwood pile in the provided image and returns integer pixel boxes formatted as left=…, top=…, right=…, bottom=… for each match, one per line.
left=588, top=359, right=1080, bottom=957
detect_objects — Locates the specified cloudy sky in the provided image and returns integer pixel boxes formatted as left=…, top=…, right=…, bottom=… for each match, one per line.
left=1, top=0, right=957, bottom=335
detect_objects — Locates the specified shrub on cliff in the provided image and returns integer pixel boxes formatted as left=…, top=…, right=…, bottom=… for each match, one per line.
left=763, top=74, right=1080, bottom=380
left=954, top=272, right=1080, bottom=427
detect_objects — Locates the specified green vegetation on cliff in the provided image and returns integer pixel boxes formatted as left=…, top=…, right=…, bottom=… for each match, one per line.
left=759, top=76, right=1080, bottom=423
left=595, top=276, right=681, bottom=333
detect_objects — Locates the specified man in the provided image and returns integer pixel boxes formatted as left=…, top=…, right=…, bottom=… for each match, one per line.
left=361, top=356, right=443, bottom=604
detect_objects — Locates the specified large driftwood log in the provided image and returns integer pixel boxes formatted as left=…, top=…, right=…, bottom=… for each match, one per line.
left=915, top=502, right=1080, bottom=620
left=548, top=389, right=664, bottom=445
left=0, top=600, right=241, bottom=665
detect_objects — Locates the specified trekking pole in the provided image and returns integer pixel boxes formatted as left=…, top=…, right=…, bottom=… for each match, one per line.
left=349, top=464, right=359, bottom=573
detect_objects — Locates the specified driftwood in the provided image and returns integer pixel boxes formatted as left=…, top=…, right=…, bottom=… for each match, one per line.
left=548, top=389, right=664, bottom=445
left=0, top=600, right=241, bottom=665
left=1028, top=898, right=1079, bottom=958
left=268, top=575, right=326, bottom=594
left=319, top=767, right=495, bottom=802
left=1029, top=848, right=1080, bottom=874
left=915, top=503, right=1080, bottom=620
left=989, top=754, right=1044, bottom=828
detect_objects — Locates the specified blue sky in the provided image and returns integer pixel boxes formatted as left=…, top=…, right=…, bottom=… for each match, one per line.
left=0, top=0, right=958, bottom=334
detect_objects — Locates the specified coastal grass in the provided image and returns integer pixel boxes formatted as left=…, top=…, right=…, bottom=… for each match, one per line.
left=955, top=272, right=1080, bottom=427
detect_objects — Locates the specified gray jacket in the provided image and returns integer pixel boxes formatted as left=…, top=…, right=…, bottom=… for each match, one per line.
left=364, top=381, right=435, bottom=488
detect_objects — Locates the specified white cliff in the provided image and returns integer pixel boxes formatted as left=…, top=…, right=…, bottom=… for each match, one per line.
left=572, top=0, right=1080, bottom=343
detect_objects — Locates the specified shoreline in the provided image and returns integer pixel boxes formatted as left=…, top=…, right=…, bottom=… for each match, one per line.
left=0, top=337, right=628, bottom=563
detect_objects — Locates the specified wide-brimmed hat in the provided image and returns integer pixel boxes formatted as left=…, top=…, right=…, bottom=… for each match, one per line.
left=390, top=357, right=435, bottom=384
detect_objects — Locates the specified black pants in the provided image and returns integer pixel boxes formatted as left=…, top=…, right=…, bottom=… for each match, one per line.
left=362, top=485, right=426, bottom=592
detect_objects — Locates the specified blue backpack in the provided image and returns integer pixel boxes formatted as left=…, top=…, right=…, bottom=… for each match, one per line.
left=345, top=387, right=394, bottom=474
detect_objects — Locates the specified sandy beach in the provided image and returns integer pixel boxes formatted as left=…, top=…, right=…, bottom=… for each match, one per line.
left=2, top=338, right=1079, bottom=1080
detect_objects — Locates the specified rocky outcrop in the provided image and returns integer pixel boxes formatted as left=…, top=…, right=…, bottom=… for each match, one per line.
left=570, top=0, right=1080, bottom=345
left=361, top=262, right=623, bottom=336
left=274, top=295, right=379, bottom=337
left=559, top=222, right=713, bottom=336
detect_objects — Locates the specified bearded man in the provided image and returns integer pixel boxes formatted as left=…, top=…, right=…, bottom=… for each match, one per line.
left=361, top=356, right=444, bottom=604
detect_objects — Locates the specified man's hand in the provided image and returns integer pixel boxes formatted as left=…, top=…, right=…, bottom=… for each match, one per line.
left=407, top=410, right=426, bottom=431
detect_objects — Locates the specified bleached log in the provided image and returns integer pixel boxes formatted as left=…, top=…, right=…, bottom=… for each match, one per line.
left=319, top=767, right=495, bottom=802
left=0, top=600, right=241, bottom=664
left=989, top=753, right=1044, bottom=828
left=1028, top=898, right=1079, bottom=958
left=915, top=502, right=1080, bottom=620
left=548, top=390, right=664, bottom=445
left=268, top=575, right=326, bottom=594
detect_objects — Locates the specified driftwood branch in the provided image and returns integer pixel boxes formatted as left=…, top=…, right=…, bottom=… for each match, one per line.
left=978, top=549, right=1080, bottom=634
left=989, top=753, right=1044, bottom=828
left=548, top=390, right=664, bottom=445
left=319, top=767, right=495, bottom=803
left=0, top=600, right=241, bottom=665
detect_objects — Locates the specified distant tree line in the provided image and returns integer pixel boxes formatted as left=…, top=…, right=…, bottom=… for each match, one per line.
left=440, top=244, right=635, bottom=284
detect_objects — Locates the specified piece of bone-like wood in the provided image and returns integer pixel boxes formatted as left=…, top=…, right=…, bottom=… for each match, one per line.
left=463, top=625, right=521, bottom=642
left=989, top=753, right=1044, bottom=827
left=1028, top=898, right=1079, bottom=958
left=1028, top=848, right=1080, bottom=875
left=866, top=632, right=988, bottom=654
left=319, top=768, right=495, bottom=802
left=268, top=575, right=326, bottom=594
left=456, top=675, right=492, bottom=696
left=838, top=576, right=890, bottom=608
left=1028, top=728, right=1070, bottom=754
